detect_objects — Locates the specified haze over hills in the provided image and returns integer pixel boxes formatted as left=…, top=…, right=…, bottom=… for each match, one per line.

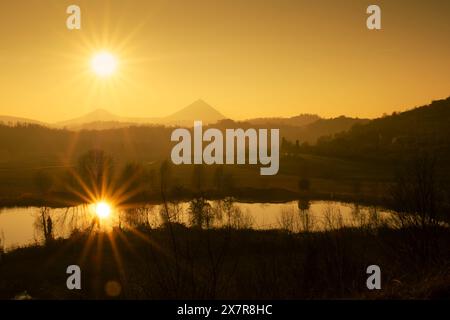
left=55, top=99, right=226, bottom=129
left=0, top=115, right=45, bottom=126
left=1, top=96, right=449, bottom=167
left=296, top=116, right=370, bottom=144
left=55, top=109, right=135, bottom=128
left=246, top=114, right=321, bottom=127
left=214, top=116, right=368, bottom=144
left=0, top=98, right=370, bottom=143
left=1, top=99, right=226, bottom=129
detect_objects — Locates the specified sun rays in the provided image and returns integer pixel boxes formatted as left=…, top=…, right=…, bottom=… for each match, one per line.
left=40, top=8, right=154, bottom=121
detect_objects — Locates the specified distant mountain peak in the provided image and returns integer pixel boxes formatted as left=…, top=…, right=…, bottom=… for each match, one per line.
left=90, top=108, right=111, bottom=114
left=166, top=99, right=226, bottom=124
left=185, top=99, right=217, bottom=111
left=194, top=98, right=208, bottom=104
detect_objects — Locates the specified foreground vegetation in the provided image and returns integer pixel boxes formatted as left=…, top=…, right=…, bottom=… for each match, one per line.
left=0, top=223, right=449, bottom=300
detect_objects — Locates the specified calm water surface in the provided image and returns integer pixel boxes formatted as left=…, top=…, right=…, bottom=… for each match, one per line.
left=0, top=201, right=393, bottom=251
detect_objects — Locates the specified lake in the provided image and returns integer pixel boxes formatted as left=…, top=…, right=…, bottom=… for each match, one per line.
left=0, top=200, right=393, bottom=251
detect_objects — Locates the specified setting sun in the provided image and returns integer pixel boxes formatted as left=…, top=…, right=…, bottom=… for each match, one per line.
left=91, top=52, right=118, bottom=77
left=95, top=201, right=111, bottom=219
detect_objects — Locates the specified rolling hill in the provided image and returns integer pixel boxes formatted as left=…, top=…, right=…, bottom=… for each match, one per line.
left=312, top=96, right=450, bottom=160
left=246, top=114, right=321, bottom=127
left=0, top=99, right=370, bottom=144
left=0, top=116, right=46, bottom=126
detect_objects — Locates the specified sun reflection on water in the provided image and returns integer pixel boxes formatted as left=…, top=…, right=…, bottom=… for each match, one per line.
left=94, top=201, right=112, bottom=219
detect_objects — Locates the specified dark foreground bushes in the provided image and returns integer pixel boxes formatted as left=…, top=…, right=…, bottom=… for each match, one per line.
left=0, top=226, right=449, bottom=299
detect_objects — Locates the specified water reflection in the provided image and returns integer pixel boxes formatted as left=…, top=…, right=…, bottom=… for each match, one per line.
left=0, top=200, right=393, bottom=251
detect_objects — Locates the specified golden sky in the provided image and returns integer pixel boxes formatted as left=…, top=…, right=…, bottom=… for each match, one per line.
left=0, top=0, right=449, bottom=122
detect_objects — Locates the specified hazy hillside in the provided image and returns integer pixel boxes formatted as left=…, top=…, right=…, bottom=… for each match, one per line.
left=312, top=97, right=450, bottom=160
left=211, top=117, right=365, bottom=144
left=0, top=114, right=367, bottom=167
left=64, top=121, right=148, bottom=131
left=0, top=116, right=46, bottom=126
left=296, top=116, right=369, bottom=144
left=56, top=109, right=130, bottom=127
left=246, top=114, right=320, bottom=127
left=5, top=97, right=447, bottom=154
left=0, top=124, right=173, bottom=165
left=54, top=99, right=225, bottom=129
left=1, top=101, right=365, bottom=141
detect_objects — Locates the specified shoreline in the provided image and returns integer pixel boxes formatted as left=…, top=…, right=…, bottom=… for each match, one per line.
left=0, top=187, right=390, bottom=210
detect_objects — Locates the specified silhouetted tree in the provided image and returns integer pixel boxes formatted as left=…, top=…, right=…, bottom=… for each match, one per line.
left=77, top=149, right=114, bottom=199
left=192, top=165, right=205, bottom=192
left=34, top=207, right=53, bottom=245
left=298, top=199, right=311, bottom=212
left=297, top=199, right=313, bottom=232
left=189, top=197, right=213, bottom=228
left=298, top=178, right=311, bottom=192
left=213, top=167, right=224, bottom=193
left=388, top=153, right=446, bottom=264
left=390, top=153, right=442, bottom=228
left=159, top=160, right=171, bottom=196
left=33, top=170, right=53, bottom=195
left=0, top=231, right=4, bottom=263
left=118, top=162, right=147, bottom=201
